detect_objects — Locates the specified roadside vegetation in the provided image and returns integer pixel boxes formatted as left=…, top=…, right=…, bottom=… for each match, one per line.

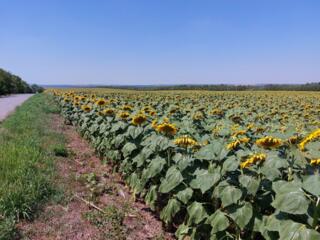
left=0, top=68, right=43, bottom=95
left=0, top=94, right=65, bottom=239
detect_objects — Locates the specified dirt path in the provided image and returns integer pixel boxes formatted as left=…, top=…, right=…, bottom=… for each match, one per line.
left=18, top=114, right=174, bottom=240
left=0, top=94, right=34, bottom=121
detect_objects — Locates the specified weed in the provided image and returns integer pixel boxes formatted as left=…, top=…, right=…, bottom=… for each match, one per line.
left=0, top=94, right=66, bottom=237
left=53, top=145, right=68, bottom=157
left=84, top=205, right=127, bottom=240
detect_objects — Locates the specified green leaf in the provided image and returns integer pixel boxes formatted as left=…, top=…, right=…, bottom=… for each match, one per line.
left=272, top=181, right=309, bottom=215
left=302, top=175, right=320, bottom=196
left=239, top=175, right=260, bottom=196
left=210, top=231, right=234, bottom=240
left=195, top=143, right=216, bottom=160
left=264, top=214, right=282, bottom=232
left=122, top=142, right=137, bottom=158
left=159, top=167, right=184, bottom=193
left=260, top=165, right=281, bottom=181
left=176, top=188, right=193, bottom=204
left=265, top=153, right=289, bottom=169
left=187, top=201, right=208, bottom=225
left=114, top=134, right=126, bottom=148
left=173, top=154, right=194, bottom=171
left=175, top=223, right=190, bottom=240
left=160, top=198, right=181, bottom=224
left=220, top=186, right=242, bottom=207
left=207, top=210, right=229, bottom=233
left=229, top=202, right=253, bottom=229
left=272, top=180, right=302, bottom=195
left=279, top=220, right=320, bottom=240
left=144, top=157, right=166, bottom=179
left=222, top=155, right=238, bottom=173
left=127, top=125, right=143, bottom=139
left=145, top=185, right=158, bottom=210
left=190, top=170, right=220, bottom=194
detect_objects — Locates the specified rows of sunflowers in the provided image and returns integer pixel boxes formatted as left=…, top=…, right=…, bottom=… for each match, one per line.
left=49, top=89, right=320, bottom=239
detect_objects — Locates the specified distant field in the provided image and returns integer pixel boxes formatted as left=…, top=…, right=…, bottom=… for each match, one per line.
left=47, top=88, right=320, bottom=239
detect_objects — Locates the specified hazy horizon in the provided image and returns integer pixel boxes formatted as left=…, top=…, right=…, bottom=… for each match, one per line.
left=1, top=0, right=320, bottom=85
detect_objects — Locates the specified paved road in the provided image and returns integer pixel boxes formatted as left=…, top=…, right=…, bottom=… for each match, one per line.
left=0, top=94, right=34, bottom=121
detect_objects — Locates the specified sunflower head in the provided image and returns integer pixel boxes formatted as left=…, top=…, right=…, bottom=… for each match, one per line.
left=81, top=105, right=92, bottom=112
left=64, top=97, right=71, bottom=103
left=227, top=140, right=241, bottom=150
left=232, top=130, right=246, bottom=137
left=256, top=136, right=282, bottom=148
left=95, top=98, right=107, bottom=106
left=118, top=111, right=130, bottom=119
left=193, top=112, right=204, bottom=121
left=240, top=153, right=266, bottom=169
left=122, top=105, right=133, bottom=111
left=151, top=119, right=158, bottom=129
left=210, top=109, right=224, bottom=116
left=310, top=159, right=320, bottom=166
left=156, top=123, right=177, bottom=136
left=163, top=117, right=170, bottom=123
left=103, top=108, right=115, bottom=116
left=149, top=111, right=157, bottom=117
left=247, top=123, right=254, bottom=130
left=298, top=129, right=320, bottom=151
left=132, top=114, right=147, bottom=126
left=174, top=135, right=198, bottom=148
left=288, top=136, right=300, bottom=145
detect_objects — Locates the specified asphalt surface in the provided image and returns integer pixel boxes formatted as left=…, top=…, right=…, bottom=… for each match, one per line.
left=0, top=94, right=34, bottom=121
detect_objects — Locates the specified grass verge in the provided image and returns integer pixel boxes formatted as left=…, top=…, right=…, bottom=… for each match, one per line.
left=0, top=94, right=65, bottom=239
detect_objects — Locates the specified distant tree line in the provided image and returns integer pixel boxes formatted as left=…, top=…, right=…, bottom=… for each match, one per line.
left=93, top=83, right=320, bottom=91
left=0, top=68, right=44, bottom=95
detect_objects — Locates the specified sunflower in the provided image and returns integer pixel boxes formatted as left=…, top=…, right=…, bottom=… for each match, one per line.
left=232, top=130, right=246, bottom=137
left=174, top=135, right=198, bottom=148
left=132, top=114, right=147, bottom=126
left=156, top=123, right=177, bottom=136
left=247, top=123, right=254, bottom=130
left=239, top=137, right=250, bottom=143
left=103, top=108, right=115, bottom=116
left=287, top=136, right=300, bottom=145
left=149, top=111, right=157, bottom=117
left=210, top=109, right=224, bottom=116
left=151, top=119, right=158, bottom=129
left=227, top=140, right=241, bottom=150
left=81, top=105, right=92, bottom=112
left=122, top=105, right=133, bottom=111
left=240, top=153, right=266, bottom=169
left=169, top=108, right=177, bottom=114
left=163, top=117, right=170, bottom=123
left=95, top=98, right=107, bottom=106
left=310, top=159, right=320, bottom=166
left=299, top=129, right=320, bottom=151
left=64, top=97, right=71, bottom=103
left=193, top=112, right=204, bottom=120
left=118, top=111, right=130, bottom=119
left=256, top=136, right=282, bottom=148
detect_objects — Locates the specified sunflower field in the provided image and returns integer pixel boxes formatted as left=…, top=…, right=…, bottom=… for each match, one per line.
left=49, top=89, right=320, bottom=240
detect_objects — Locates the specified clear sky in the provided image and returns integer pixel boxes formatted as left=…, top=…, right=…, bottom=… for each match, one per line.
left=1, top=0, right=319, bottom=85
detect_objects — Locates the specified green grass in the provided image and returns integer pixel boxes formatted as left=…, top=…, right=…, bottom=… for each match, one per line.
left=0, top=94, right=65, bottom=239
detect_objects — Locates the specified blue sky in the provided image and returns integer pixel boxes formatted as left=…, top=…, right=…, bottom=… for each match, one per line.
left=1, top=0, right=319, bottom=85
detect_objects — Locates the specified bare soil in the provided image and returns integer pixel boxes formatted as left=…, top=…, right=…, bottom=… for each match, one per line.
left=17, top=114, right=174, bottom=240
